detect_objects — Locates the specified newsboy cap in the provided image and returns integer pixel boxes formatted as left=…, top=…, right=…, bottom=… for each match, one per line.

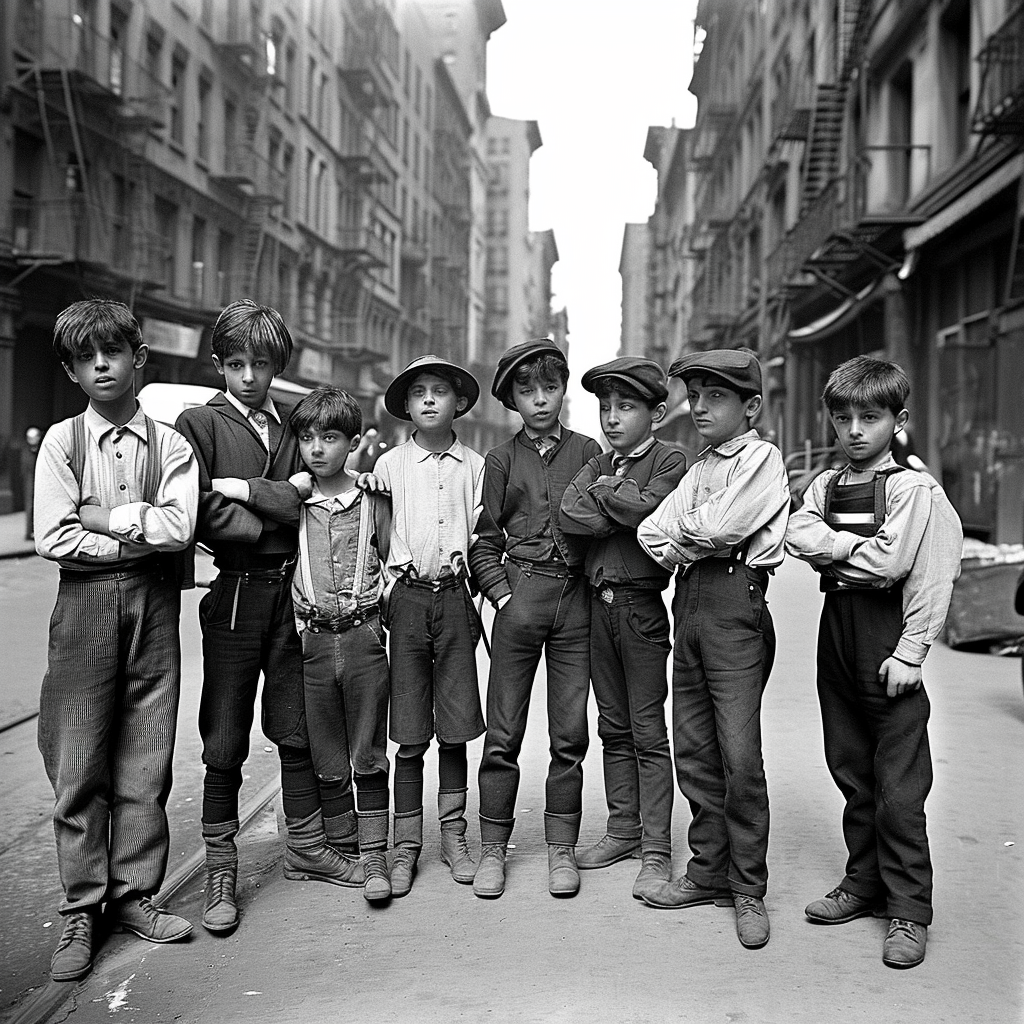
left=668, top=348, right=762, bottom=395
left=491, top=339, right=568, bottom=410
left=383, top=354, right=480, bottom=421
left=581, top=357, right=669, bottom=403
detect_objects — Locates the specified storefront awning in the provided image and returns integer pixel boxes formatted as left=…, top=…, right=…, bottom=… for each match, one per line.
left=787, top=278, right=885, bottom=345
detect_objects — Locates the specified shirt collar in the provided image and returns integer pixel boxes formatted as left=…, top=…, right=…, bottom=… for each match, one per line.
left=523, top=422, right=563, bottom=444
left=611, top=435, right=656, bottom=466
left=697, top=429, right=760, bottom=460
left=306, top=481, right=361, bottom=510
left=224, top=389, right=280, bottom=424
left=844, top=453, right=899, bottom=479
left=411, top=434, right=464, bottom=462
left=84, top=402, right=147, bottom=443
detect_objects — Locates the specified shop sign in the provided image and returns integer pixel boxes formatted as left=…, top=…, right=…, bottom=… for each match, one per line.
left=144, top=319, right=203, bottom=358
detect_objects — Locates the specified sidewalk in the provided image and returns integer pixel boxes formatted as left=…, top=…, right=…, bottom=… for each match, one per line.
left=0, top=511, right=36, bottom=561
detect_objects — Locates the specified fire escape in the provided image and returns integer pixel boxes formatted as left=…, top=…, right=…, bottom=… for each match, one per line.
left=973, top=0, right=1024, bottom=302
left=6, top=12, right=172, bottom=297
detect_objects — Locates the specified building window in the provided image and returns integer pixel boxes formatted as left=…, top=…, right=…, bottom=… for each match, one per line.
left=197, top=75, right=211, bottom=163
left=145, top=34, right=163, bottom=114
left=306, top=56, right=316, bottom=118
left=282, top=144, right=294, bottom=219
left=154, top=197, right=178, bottom=292
left=414, top=65, right=421, bottom=114
left=284, top=42, right=296, bottom=110
left=191, top=216, right=206, bottom=303
left=217, top=229, right=234, bottom=304
left=170, top=52, right=187, bottom=146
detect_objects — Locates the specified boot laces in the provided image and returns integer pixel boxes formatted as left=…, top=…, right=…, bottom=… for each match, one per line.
left=56, top=912, right=91, bottom=951
left=735, top=894, right=765, bottom=917
left=888, top=918, right=919, bottom=940
left=208, top=866, right=235, bottom=903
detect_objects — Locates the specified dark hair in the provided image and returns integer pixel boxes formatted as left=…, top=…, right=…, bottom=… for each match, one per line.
left=822, top=356, right=910, bottom=416
left=212, top=299, right=293, bottom=373
left=593, top=377, right=658, bottom=408
left=290, top=386, right=362, bottom=439
left=52, top=299, right=143, bottom=365
left=684, top=371, right=758, bottom=403
left=511, top=353, right=569, bottom=393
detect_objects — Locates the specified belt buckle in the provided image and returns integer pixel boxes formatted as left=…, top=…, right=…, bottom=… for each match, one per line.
left=599, top=585, right=614, bottom=604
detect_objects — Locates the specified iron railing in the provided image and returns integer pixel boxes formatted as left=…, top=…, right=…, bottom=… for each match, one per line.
left=973, top=1, right=1024, bottom=134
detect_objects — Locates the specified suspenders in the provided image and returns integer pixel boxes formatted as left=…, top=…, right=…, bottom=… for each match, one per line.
left=68, top=412, right=162, bottom=504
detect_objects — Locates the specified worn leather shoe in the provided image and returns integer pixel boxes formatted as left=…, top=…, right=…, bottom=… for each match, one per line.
left=733, top=893, right=770, bottom=949
left=575, top=834, right=641, bottom=869
left=109, top=897, right=192, bottom=943
left=882, top=918, right=927, bottom=969
left=548, top=844, right=580, bottom=898
left=51, top=910, right=96, bottom=981
left=390, top=847, right=420, bottom=898
left=473, top=843, right=507, bottom=899
left=642, top=874, right=732, bottom=909
left=631, top=852, right=672, bottom=901
left=362, top=850, right=392, bottom=902
left=805, top=885, right=885, bottom=924
left=203, top=865, right=239, bottom=934
left=440, top=820, right=477, bottom=884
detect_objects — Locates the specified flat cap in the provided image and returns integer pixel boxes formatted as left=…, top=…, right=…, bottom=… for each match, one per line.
left=581, top=357, right=669, bottom=403
left=384, top=354, right=479, bottom=421
left=491, top=339, right=568, bottom=410
left=668, top=348, right=762, bottom=394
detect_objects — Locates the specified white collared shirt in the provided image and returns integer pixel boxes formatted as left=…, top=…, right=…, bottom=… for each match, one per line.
left=224, top=390, right=280, bottom=451
left=372, top=435, right=486, bottom=580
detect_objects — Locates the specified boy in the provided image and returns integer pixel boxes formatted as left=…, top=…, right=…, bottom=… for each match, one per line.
left=35, top=299, right=198, bottom=981
left=468, top=339, right=602, bottom=899
left=289, top=387, right=390, bottom=903
left=786, top=355, right=962, bottom=970
left=175, top=300, right=359, bottom=936
left=560, top=358, right=687, bottom=901
left=366, top=355, right=486, bottom=897
left=637, top=349, right=790, bottom=951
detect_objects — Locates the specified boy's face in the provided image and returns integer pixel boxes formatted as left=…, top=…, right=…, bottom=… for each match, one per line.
left=830, top=403, right=908, bottom=471
left=406, top=373, right=466, bottom=432
left=686, top=374, right=760, bottom=448
left=599, top=389, right=663, bottom=455
left=297, top=425, right=358, bottom=482
left=64, top=337, right=146, bottom=405
left=511, top=376, right=565, bottom=434
left=213, top=350, right=275, bottom=410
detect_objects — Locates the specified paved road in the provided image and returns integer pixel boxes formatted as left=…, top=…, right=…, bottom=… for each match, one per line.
left=1, top=558, right=1022, bottom=1023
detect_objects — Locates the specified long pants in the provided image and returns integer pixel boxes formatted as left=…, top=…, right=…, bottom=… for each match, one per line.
left=590, top=585, right=673, bottom=855
left=38, top=564, right=181, bottom=914
left=302, top=615, right=391, bottom=786
left=198, top=570, right=306, bottom=772
left=671, top=559, right=775, bottom=897
left=817, top=587, right=934, bottom=925
left=478, top=562, right=590, bottom=846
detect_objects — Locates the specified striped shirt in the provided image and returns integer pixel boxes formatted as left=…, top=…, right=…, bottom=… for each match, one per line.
left=638, top=430, right=790, bottom=571
left=372, top=435, right=485, bottom=581
left=35, top=403, right=198, bottom=564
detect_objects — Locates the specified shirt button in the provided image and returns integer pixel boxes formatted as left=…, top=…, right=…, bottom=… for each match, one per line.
left=439, top=518, right=444, bottom=523
left=119, top=484, right=127, bottom=490
left=116, top=452, right=122, bottom=459
left=439, top=484, right=444, bottom=489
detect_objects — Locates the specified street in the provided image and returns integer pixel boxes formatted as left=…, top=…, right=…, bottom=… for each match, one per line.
left=0, top=544, right=1022, bottom=1024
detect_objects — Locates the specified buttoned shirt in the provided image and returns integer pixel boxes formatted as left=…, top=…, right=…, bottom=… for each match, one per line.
left=224, top=390, right=280, bottom=451
left=638, top=430, right=789, bottom=571
left=35, top=403, right=198, bottom=563
left=372, top=435, right=486, bottom=581
left=524, top=423, right=563, bottom=459
left=611, top=436, right=657, bottom=476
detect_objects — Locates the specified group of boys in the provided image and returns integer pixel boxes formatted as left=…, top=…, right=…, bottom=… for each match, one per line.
left=34, top=296, right=961, bottom=988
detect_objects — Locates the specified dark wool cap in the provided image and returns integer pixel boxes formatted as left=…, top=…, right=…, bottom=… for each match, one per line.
left=383, top=354, right=480, bottom=421
left=581, top=357, right=669, bottom=403
left=668, top=348, right=763, bottom=395
left=491, top=338, right=568, bottom=410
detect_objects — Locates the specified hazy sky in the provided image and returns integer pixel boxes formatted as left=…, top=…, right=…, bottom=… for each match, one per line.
left=486, top=0, right=699, bottom=436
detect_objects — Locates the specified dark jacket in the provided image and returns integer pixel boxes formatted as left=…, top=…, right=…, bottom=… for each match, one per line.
left=560, top=440, right=687, bottom=588
left=175, top=392, right=303, bottom=572
left=469, top=427, right=601, bottom=604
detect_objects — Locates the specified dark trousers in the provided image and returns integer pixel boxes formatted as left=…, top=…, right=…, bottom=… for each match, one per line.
left=590, top=586, right=673, bottom=855
left=302, top=615, right=391, bottom=786
left=387, top=580, right=485, bottom=745
left=817, top=589, right=934, bottom=925
left=478, top=563, right=590, bottom=846
left=38, top=564, right=181, bottom=913
left=671, top=559, right=775, bottom=897
left=198, top=571, right=306, bottom=773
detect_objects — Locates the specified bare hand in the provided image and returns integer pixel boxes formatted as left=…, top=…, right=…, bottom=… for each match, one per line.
left=357, top=472, right=390, bottom=495
left=288, top=471, right=314, bottom=499
left=878, top=657, right=923, bottom=698
left=212, top=477, right=250, bottom=502
left=78, top=503, right=109, bottom=534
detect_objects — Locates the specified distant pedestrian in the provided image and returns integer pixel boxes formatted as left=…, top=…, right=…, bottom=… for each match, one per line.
left=21, top=425, right=43, bottom=540
left=786, top=355, right=962, bottom=969
left=559, top=357, right=686, bottom=901
left=468, top=339, right=602, bottom=900
left=174, top=300, right=361, bottom=937
left=288, top=387, right=391, bottom=904
left=35, top=299, right=198, bottom=983
left=637, top=348, right=790, bottom=951
left=360, top=356, right=486, bottom=899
